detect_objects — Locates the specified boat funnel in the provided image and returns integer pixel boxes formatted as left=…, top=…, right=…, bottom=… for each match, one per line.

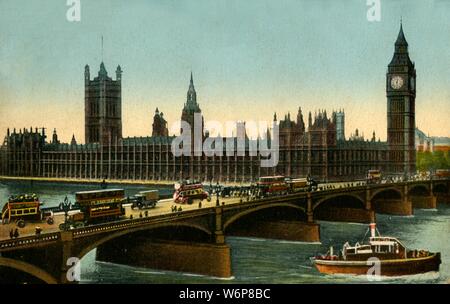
left=369, top=223, right=376, bottom=238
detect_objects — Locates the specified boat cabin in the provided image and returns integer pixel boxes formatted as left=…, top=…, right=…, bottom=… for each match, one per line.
left=342, top=236, right=407, bottom=260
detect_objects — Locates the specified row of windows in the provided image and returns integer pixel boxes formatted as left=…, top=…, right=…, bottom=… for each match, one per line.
left=89, top=102, right=99, bottom=116
left=389, top=132, right=406, bottom=144
left=10, top=208, right=37, bottom=216
left=389, top=116, right=405, bottom=129
left=106, top=103, right=118, bottom=117
left=180, top=189, right=203, bottom=196
left=390, top=100, right=405, bottom=113
left=88, top=127, right=100, bottom=142
left=88, top=101, right=119, bottom=117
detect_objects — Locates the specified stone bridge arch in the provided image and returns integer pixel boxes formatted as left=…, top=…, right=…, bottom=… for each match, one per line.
left=222, top=202, right=307, bottom=232
left=370, top=187, right=403, bottom=201
left=407, top=184, right=436, bottom=209
left=433, top=182, right=448, bottom=193
left=222, top=203, right=319, bottom=243
left=312, top=193, right=372, bottom=223
left=312, top=193, right=365, bottom=211
left=0, top=256, right=58, bottom=284
left=75, top=222, right=213, bottom=260
left=433, top=181, right=450, bottom=204
left=69, top=221, right=232, bottom=281
left=370, top=187, right=412, bottom=216
left=408, top=184, right=431, bottom=196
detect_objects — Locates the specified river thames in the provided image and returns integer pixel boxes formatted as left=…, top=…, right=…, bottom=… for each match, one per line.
left=0, top=180, right=448, bottom=284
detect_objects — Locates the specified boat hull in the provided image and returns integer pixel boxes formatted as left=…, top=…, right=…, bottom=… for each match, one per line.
left=313, top=253, right=441, bottom=277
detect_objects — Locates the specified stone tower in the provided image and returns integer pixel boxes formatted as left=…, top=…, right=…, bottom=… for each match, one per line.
left=152, top=108, right=169, bottom=137
left=85, top=63, right=122, bottom=146
left=386, top=23, right=416, bottom=175
left=334, top=109, right=345, bottom=141
left=181, top=72, right=204, bottom=145
left=52, top=128, right=60, bottom=145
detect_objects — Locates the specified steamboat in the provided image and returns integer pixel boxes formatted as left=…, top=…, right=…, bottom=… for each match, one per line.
left=312, top=223, right=441, bottom=277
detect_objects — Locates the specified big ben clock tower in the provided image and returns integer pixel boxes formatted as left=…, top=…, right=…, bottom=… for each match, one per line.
left=387, top=23, right=416, bottom=176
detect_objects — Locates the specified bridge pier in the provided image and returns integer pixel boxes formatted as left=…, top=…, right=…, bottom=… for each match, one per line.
left=410, top=195, right=437, bottom=209
left=96, top=237, right=232, bottom=278
left=365, top=188, right=376, bottom=223
left=214, top=206, right=225, bottom=244
left=372, top=198, right=413, bottom=216
left=436, top=193, right=450, bottom=204
left=59, top=231, right=76, bottom=284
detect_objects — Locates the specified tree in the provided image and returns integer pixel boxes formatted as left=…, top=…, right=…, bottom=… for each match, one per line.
left=417, top=151, right=450, bottom=172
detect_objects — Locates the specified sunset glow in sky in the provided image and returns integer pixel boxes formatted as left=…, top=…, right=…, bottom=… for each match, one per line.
left=1, top=0, right=450, bottom=143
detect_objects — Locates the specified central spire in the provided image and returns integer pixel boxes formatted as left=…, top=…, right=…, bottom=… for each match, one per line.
left=389, top=21, right=413, bottom=67
left=186, top=71, right=197, bottom=106
left=99, top=62, right=108, bottom=77
left=395, top=21, right=408, bottom=47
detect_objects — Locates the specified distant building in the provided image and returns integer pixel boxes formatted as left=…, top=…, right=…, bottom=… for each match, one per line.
left=52, top=128, right=60, bottom=145
left=414, top=129, right=450, bottom=153
left=432, top=136, right=450, bottom=152
left=386, top=23, right=417, bottom=175
left=334, top=110, right=345, bottom=141
left=70, top=134, right=77, bottom=146
left=1, top=24, right=418, bottom=182
left=0, top=127, right=46, bottom=177
left=84, top=63, right=122, bottom=146
left=0, top=74, right=388, bottom=182
left=415, top=128, right=434, bottom=152
left=348, top=129, right=364, bottom=142
left=181, top=72, right=204, bottom=148
left=152, top=108, right=169, bottom=137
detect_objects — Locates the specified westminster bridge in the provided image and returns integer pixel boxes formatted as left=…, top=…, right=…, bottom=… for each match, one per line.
left=0, top=178, right=449, bottom=283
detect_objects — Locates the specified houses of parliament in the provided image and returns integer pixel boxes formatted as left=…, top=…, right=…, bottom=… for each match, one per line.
left=0, top=25, right=417, bottom=182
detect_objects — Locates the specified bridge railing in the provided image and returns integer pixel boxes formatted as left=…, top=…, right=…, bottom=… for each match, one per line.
left=0, top=232, right=60, bottom=251
left=72, top=207, right=213, bottom=238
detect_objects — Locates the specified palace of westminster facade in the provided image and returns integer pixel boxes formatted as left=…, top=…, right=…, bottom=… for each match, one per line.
left=0, top=25, right=417, bottom=182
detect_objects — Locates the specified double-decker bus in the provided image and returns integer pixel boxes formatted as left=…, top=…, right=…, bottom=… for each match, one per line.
left=173, top=181, right=210, bottom=204
left=1, top=194, right=54, bottom=227
left=435, top=169, right=450, bottom=178
left=69, top=189, right=125, bottom=226
left=367, top=170, right=382, bottom=184
left=286, top=178, right=309, bottom=192
left=257, top=176, right=289, bottom=195
left=256, top=175, right=318, bottom=196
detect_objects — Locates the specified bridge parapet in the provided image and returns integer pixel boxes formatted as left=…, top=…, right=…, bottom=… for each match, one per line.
left=72, top=208, right=214, bottom=238
left=0, top=232, right=60, bottom=252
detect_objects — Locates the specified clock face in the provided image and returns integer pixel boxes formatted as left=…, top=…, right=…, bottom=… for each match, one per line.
left=391, top=76, right=404, bottom=90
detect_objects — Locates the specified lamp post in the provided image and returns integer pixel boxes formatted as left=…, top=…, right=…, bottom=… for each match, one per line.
left=59, top=196, right=72, bottom=231
left=215, top=182, right=220, bottom=207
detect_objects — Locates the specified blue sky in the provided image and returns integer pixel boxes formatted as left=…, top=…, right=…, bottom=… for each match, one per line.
left=1, top=0, right=450, bottom=143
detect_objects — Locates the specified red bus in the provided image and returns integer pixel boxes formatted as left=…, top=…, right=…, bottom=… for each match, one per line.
left=435, top=169, right=450, bottom=178
left=257, top=176, right=289, bottom=195
left=173, top=181, right=210, bottom=204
